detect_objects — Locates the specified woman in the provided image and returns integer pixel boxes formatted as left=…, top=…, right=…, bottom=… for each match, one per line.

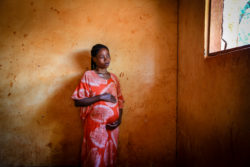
left=72, top=44, right=124, bottom=167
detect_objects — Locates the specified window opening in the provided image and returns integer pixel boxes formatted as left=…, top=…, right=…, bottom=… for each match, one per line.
left=204, top=0, right=250, bottom=57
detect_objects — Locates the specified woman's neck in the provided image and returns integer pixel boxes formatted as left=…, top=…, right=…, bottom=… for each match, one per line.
left=95, top=67, right=108, bottom=74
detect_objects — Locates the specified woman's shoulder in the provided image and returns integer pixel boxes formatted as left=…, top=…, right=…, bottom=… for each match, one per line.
left=83, top=70, right=95, bottom=76
left=81, top=70, right=96, bottom=81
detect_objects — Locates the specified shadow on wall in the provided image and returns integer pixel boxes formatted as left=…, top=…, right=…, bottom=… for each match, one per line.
left=26, top=50, right=91, bottom=166
left=177, top=48, right=250, bottom=167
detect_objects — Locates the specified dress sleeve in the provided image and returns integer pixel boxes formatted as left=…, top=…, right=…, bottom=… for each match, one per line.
left=116, top=78, right=125, bottom=109
left=71, top=72, right=91, bottom=100
left=71, top=72, right=91, bottom=120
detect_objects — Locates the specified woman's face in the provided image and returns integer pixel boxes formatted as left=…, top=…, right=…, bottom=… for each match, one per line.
left=93, top=48, right=111, bottom=69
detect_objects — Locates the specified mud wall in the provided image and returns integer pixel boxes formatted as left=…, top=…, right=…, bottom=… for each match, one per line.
left=0, top=0, right=177, bottom=166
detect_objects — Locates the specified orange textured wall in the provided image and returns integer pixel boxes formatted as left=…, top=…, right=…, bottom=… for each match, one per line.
left=0, top=0, right=177, bottom=166
left=178, top=0, right=250, bottom=166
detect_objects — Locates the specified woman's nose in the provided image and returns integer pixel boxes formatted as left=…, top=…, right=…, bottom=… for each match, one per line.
left=104, top=56, right=110, bottom=61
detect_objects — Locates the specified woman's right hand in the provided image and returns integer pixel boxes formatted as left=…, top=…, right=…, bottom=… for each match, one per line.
left=99, top=93, right=117, bottom=103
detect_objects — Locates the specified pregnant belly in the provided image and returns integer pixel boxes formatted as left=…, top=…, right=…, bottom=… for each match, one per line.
left=106, top=106, right=119, bottom=124
left=90, top=104, right=119, bottom=124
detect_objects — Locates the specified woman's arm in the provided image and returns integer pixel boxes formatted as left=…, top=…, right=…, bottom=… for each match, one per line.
left=74, top=93, right=116, bottom=107
left=74, top=95, right=101, bottom=107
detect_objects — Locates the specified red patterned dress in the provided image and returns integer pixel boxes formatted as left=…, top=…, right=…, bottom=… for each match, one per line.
left=72, top=70, right=124, bottom=167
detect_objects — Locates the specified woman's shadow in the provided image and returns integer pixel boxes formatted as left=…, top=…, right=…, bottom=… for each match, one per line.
left=33, top=50, right=91, bottom=166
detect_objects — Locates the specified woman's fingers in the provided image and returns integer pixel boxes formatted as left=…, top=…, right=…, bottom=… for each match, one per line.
left=106, top=124, right=115, bottom=130
left=111, top=120, right=119, bottom=125
left=106, top=120, right=120, bottom=130
left=101, top=93, right=117, bottom=103
left=110, top=96, right=117, bottom=103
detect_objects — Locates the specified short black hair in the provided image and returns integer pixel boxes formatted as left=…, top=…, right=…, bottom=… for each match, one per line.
left=91, top=44, right=109, bottom=70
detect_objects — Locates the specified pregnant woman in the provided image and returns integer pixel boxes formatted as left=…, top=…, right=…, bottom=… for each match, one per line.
left=72, top=44, right=124, bottom=167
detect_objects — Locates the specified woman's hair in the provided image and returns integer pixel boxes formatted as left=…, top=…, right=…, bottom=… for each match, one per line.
left=91, top=44, right=109, bottom=70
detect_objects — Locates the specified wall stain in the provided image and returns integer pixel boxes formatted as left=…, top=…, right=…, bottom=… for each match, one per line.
left=119, top=72, right=124, bottom=78
left=10, top=82, right=13, bottom=88
left=87, top=16, right=92, bottom=23
left=131, top=30, right=136, bottom=34
left=139, top=13, right=152, bottom=21
left=47, top=142, right=52, bottom=148
left=6, top=73, right=14, bottom=79
left=50, top=7, right=60, bottom=14
left=22, top=43, right=25, bottom=51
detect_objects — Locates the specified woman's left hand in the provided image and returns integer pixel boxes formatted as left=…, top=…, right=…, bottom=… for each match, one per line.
left=106, top=109, right=123, bottom=130
left=106, top=120, right=121, bottom=130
